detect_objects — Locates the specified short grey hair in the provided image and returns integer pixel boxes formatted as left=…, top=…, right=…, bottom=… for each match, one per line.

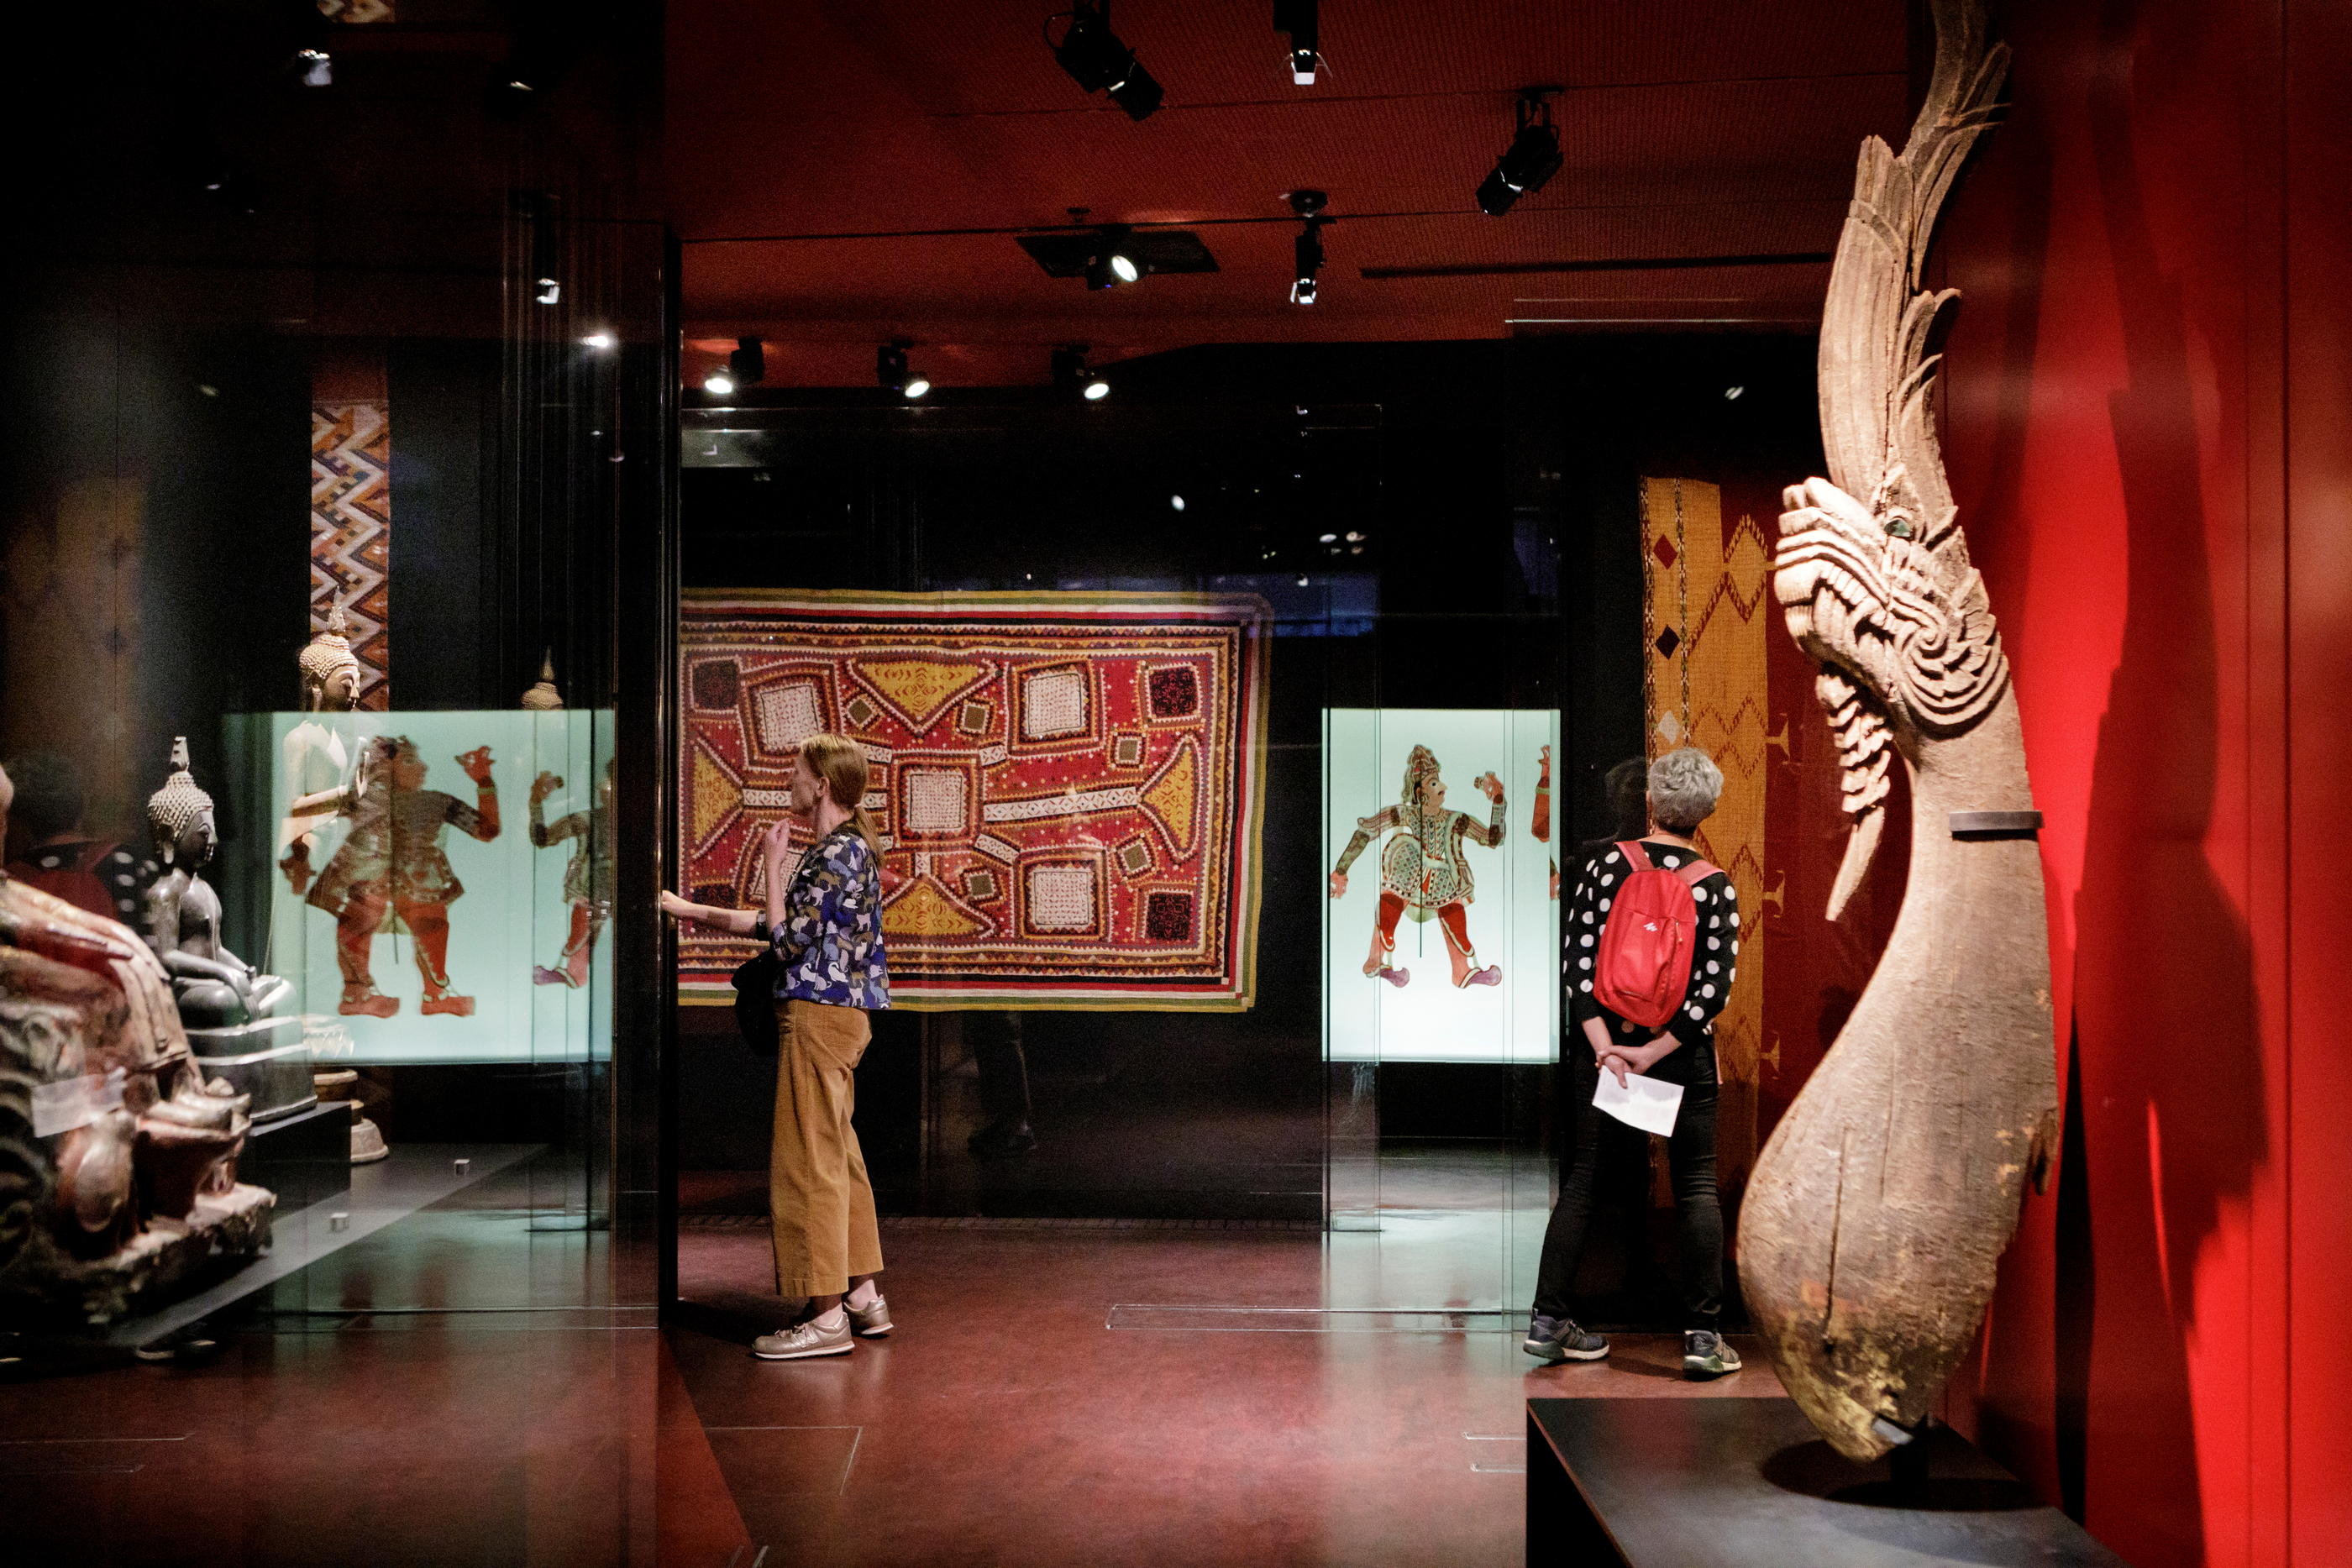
left=1647, top=747, right=1723, bottom=831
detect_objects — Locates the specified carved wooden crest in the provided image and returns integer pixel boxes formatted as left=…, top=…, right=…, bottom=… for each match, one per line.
left=1739, top=0, right=2060, bottom=1462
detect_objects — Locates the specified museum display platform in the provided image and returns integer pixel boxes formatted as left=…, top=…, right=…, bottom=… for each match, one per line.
left=1525, top=1396, right=2126, bottom=1567
left=92, top=1142, right=543, bottom=1350
left=238, top=1098, right=354, bottom=1213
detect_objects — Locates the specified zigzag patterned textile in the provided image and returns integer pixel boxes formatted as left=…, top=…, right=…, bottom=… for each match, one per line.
left=1642, top=477, right=1777, bottom=1197
left=680, top=590, right=1269, bottom=1010
left=309, top=401, right=391, bottom=710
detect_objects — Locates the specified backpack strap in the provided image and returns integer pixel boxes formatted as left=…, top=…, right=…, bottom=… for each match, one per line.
left=1619, top=839, right=1719, bottom=887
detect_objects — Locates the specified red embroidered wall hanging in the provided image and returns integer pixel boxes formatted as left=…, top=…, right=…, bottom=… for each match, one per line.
left=679, top=590, right=1269, bottom=1010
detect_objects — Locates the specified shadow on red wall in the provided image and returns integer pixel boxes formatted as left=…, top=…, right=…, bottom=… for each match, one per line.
left=1947, top=3, right=2273, bottom=1564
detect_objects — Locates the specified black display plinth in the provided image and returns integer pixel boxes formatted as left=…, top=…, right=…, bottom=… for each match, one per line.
left=239, top=1099, right=352, bottom=1214
left=1525, top=1396, right=2127, bottom=1567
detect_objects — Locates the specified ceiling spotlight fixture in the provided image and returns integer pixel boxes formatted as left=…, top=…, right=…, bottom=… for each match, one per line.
left=1047, top=2, right=1163, bottom=121
left=1287, top=188, right=1329, bottom=306
left=1080, top=226, right=1144, bottom=290
left=1018, top=223, right=1217, bottom=289
left=580, top=332, right=616, bottom=350
left=703, top=370, right=735, bottom=396
left=1273, top=0, right=1320, bottom=85
left=1724, top=384, right=1746, bottom=400
left=1170, top=494, right=1186, bottom=511
left=730, top=335, right=767, bottom=386
left=1052, top=346, right=1111, bottom=401
left=878, top=339, right=930, bottom=400
left=517, top=189, right=563, bottom=306
left=1476, top=90, right=1564, bottom=216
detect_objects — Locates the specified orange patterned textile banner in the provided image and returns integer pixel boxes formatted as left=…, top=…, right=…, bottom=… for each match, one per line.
left=309, top=401, right=391, bottom=710
left=679, top=590, right=1270, bottom=1010
left=1641, top=477, right=1781, bottom=1198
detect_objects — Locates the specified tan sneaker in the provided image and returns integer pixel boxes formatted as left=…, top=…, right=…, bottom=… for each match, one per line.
left=845, top=1291, right=893, bottom=1338
left=753, top=1314, right=852, bottom=1361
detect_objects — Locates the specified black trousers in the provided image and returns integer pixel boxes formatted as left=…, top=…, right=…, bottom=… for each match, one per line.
left=1530, top=1041, right=1724, bottom=1329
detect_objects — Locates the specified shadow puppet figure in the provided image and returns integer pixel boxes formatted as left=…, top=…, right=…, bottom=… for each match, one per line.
left=302, top=737, right=501, bottom=1018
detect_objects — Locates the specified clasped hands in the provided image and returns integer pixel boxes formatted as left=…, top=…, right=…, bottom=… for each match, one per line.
left=1595, top=1032, right=1676, bottom=1088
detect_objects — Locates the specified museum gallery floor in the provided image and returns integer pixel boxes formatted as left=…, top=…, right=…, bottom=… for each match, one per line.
left=679, top=590, right=1269, bottom=1009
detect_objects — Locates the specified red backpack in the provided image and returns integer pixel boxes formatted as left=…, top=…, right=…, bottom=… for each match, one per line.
left=1591, top=841, right=1719, bottom=1028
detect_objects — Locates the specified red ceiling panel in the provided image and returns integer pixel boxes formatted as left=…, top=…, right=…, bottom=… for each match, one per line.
left=668, top=1, right=1909, bottom=380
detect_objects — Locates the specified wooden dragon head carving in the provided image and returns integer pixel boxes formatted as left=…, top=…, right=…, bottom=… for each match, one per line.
left=1775, top=0, right=2011, bottom=918
left=1740, top=0, right=2056, bottom=1466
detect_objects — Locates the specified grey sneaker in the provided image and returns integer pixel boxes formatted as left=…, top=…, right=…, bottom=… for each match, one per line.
left=844, top=1291, right=894, bottom=1338
left=1683, top=1329, right=1742, bottom=1378
left=1523, top=1314, right=1610, bottom=1363
left=753, top=1314, right=853, bottom=1361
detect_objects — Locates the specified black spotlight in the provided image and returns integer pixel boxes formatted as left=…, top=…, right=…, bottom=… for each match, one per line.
left=1051, top=346, right=1111, bottom=401
left=1274, top=0, right=1320, bottom=85
left=1287, top=189, right=1328, bottom=306
left=729, top=336, right=767, bottom=386
left=1084, top=228, right=1146, bottom=291
left=1049, top=3, right=1163, bottom=121
left=878, top=339, right=932, bottom=400
left=515, top=189, right=563, bottom=305
left=1476, top=92, right=1564, bottom=216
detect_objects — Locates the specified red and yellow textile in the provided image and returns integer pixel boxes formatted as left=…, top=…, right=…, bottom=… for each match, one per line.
left=1642, top=476, right=1777, bottom=1198
left=679, top=590, right=1269, bottom=1010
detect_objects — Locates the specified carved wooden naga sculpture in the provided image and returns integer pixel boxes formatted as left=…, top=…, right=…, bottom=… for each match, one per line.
left=1738, top=0, right=2057, bottom=1463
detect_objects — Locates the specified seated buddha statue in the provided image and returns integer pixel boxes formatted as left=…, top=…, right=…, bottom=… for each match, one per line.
left=142, top=737, right=294, bottom=1028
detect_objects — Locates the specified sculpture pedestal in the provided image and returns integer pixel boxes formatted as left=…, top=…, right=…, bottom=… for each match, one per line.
left=186, top=1016, right=314, bottom=1123
left=1525, top=1396, right=2125, bottom=1567
left=239, top=1099, right=350, bottom=1212
left=0, top=1183, right=274, bottom=1329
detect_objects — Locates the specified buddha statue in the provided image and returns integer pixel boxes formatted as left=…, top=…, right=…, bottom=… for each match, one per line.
left=144, top=738, right=295, bottom=1028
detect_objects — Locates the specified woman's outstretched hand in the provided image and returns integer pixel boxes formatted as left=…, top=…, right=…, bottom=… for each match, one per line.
left=659, top=889, right=695, bottom=923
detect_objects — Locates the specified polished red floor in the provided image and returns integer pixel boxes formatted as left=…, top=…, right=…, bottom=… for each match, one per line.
left=664, top=1220, right=1778, bottom=1568
left=2, top=1211, right=1772, bottom=1567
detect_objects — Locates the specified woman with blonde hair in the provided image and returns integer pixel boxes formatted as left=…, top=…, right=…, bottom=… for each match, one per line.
left=662, top=732, right=893, bottom=1359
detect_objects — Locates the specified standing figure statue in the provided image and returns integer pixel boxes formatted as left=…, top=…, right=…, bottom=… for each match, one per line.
left=280, top=607, right=363, bottom=898
left=299, top=737, right=501, bottom=1017
left=1328, top=744, right=1506, bottom=989
left=529, top=759, right=613, bottom=989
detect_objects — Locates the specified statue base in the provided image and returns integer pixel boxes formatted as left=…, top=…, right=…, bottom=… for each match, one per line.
left=186, top=1018, right=314, bottom=1124
left=0, top=1182, right=275, bottom=1329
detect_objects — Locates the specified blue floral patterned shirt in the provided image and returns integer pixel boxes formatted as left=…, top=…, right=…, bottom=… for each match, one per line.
left=771, top=826, right=890, bottom=1009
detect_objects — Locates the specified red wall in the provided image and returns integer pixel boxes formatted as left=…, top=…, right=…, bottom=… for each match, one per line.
left=1914, top=0, right=2347, bottom=1561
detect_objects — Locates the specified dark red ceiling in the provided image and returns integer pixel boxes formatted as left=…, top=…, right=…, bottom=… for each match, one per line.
left=666, top=1, right=1909, bottom=384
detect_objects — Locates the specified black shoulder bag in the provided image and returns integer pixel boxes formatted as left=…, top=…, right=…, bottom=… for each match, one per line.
left=731, top=941, right=781, bottom=1057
